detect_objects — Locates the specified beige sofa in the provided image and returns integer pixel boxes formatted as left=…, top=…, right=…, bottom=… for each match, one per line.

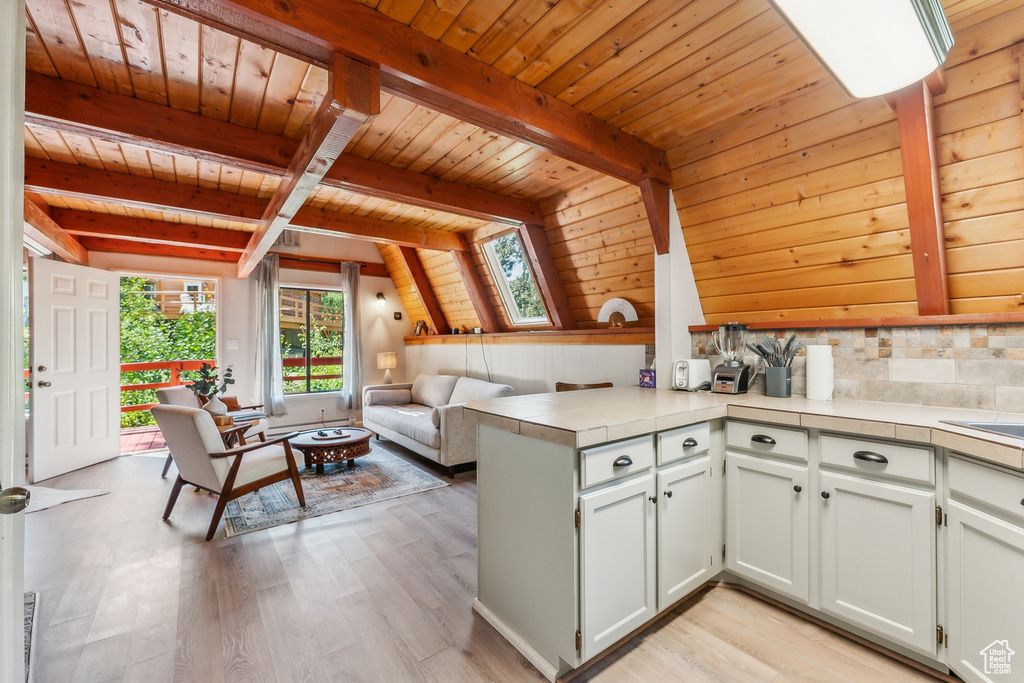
left=362, top=374, right=514, bottom=476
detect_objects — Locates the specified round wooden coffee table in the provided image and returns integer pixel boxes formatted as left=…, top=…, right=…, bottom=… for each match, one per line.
left=289, top=428, right=373, bottom=474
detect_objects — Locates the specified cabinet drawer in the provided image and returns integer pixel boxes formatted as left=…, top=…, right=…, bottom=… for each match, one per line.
left=726, top=421, right=807, bottom=461
left=581, top=435, right=654, bottom=490
left=949, top=456, right=1024, bottom=523
left=820, top=434, right=933, bottom=485
left=657, top=422, right=710, bottom=466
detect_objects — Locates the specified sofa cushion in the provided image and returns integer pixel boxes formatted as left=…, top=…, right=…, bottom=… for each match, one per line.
left=411, top=374, right=459, bottom=408
left=365, top=388, right=413, bottom=406
left=449, top=376, right=515, bottom=404
left=364, top=404, right=440, bottom=448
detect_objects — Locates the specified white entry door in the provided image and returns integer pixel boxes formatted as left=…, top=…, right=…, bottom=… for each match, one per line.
left=29, top=259, right=121, bottom=482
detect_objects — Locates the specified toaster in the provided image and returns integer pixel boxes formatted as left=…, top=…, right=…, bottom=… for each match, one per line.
left=671, top=359, right=712, bottom=391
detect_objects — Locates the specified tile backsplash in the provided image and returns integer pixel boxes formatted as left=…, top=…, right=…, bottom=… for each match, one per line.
left=690, top=324, right=1024, bottom=412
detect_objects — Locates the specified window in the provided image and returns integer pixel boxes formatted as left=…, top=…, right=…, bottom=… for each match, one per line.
left=481, top=232, right=548, bottom=325
left=279, top=288, right=344, bottom=394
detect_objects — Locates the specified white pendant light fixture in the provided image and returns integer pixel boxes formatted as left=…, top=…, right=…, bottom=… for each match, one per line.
left=769, top=0, right=954, bottom=99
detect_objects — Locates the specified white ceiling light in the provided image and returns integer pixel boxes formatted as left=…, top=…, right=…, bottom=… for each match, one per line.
left=769, top=0, right=954, bottom=99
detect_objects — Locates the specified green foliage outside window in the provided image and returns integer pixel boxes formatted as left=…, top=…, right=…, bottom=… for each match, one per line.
left=120, top=276, right=216, bottom=428
left=491, top=233, right=545, bottom=320
left=281, top=289, right=344, bottom=394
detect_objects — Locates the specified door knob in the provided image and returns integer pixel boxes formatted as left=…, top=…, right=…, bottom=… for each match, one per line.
left=0, top=485, right=30, bottom=515
left=37, top=381, right=51, bottom=388
left=37, top=365, right=46, bottom=372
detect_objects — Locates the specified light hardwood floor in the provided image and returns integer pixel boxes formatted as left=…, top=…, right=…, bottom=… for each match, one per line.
left=25, top=449, right=944, bottom=682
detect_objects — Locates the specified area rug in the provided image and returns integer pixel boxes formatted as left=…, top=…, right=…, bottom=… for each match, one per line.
left=222, top=443, right=447, bottom=537
left=24, top=592, right=35, bottom=682
left=25, top=486, right=108, bottom=513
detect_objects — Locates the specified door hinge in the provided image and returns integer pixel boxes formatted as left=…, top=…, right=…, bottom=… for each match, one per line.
left=723, top=461, right=727, bottom=476
left=575, top=630, right=582, bottom=651
left=937, top=624, right=944, bottom=645
left=936, top=505, right=943, bottom=526
left=574, top=508, right=581, bottom=529
left=722, top=544, right=726, bottom=561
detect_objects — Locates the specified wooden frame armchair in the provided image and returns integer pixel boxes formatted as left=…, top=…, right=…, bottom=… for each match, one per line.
left=152, top=404, right=305, bottom=540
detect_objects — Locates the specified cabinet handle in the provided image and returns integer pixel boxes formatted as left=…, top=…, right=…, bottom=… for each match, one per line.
left=751, top=434, right=776, bottom=445
left=794, top=485, right=802, bottom=493
left=649, top=495, right=657, bottom=504
left=821, top=491, right=830, bottom=499
left=612, top=456, right=633, bottom=468
left=853, top=450, right=888, bottom=465
left=683, top=438, right=698, bottom=448
left=664, top=490, right=673, bottom=498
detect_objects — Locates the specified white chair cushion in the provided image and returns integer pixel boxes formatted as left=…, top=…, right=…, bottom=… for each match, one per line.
left=214, top=442, right=293, bottom=488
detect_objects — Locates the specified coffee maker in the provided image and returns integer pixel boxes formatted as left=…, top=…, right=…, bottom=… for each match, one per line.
left=711, top=323, right=752, bottom=394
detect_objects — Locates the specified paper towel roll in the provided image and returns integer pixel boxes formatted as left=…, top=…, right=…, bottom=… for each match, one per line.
left=805, top=344, right=834, bottom=401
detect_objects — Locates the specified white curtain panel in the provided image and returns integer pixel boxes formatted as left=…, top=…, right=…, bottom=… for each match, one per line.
left=253, top=254, right=288, bottom=416
left=339, top=262, right=362, bottom=410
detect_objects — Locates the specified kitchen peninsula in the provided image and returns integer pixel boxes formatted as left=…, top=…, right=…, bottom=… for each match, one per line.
left=466, top=387, right=1024, bottom=682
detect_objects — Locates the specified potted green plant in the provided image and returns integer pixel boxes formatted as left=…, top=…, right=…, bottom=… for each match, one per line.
left=189, top=363, right=234, bottom=415
left=746, top=334, right=802, bottom=398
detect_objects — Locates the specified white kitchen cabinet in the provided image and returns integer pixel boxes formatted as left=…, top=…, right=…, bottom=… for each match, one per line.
left=657, top=455, right=713, bottom=610
left=947, top=455, right=1024, bottom=683
left=579, top=473, right=657, bottom=661
left=726, top=451, right=809, bottom=602
left=819, top=471, right=937, bottom=656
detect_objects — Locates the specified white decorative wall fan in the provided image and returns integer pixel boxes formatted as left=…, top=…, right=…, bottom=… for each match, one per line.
left=597, top=298, right=638, bottom=328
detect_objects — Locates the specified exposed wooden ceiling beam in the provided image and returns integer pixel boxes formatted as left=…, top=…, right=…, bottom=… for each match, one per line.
left=25, top=158, right=267, bottom=223
left=277, top=257, right=390, bottom=277
left=639, top=178, right=671, bottom=256
left=76, top=236, right=239, bottom=263
left=398, top=246, right=448, bottom=336
left=22, top=196, right=88, bottom=265
left=450, top=249, right=501, bottom=333
left=26, top=72, right=545, bottom=227
left=238, top=54, right=380, bottom=278
left=160, top=0, right=672, bottom=186
left=894, top=80, right=950, bottom=316
left=289, top=207, right=469, bottom=252
left=51, top=209, right=250, bottom=252
left=323, top=156, right=541, bottom=226
left=519, top=224, right=576, bottom=330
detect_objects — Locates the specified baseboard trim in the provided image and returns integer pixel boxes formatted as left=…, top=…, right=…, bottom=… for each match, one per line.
left=472, top=598, right=560, bottom=683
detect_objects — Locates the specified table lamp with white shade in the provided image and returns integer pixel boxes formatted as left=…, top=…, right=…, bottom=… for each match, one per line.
left=377, top=352, right=398, bottom=384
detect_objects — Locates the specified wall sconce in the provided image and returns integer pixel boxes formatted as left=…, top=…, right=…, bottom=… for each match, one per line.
left=377, top=352, right=398, bottom=384
left=768, top=0, right=954, bottom=99
left=376, top=292, right=386, bottom=309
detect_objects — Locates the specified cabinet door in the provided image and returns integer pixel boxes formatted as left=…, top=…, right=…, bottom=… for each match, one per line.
left=819, top=471, right=936, bottom=656
left=579, top=475, right=656, bottom=661
left=726, top=452, right=809, bottom=602
left=657, top=456, right=713, bottom=611
left=948, top=500, right=1024, bottom=683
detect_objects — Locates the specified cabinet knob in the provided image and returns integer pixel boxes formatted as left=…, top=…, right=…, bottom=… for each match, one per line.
left=821, top=491, right=830, bottom=500
left=649, top=495, right=657, bottom=504
left=664, top=490, right=673, bottom=498
left=683, top=438, right=698, bottom=448
left=751, top=434, right=776, bottom=445
left=793, top=485, right=802, bottom=493
left=612, top=456, right=633, bottom=468
left=1020, top=498, right=1024, bottom=507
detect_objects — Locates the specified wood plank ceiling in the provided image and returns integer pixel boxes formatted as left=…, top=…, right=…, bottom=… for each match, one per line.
left=21, top=0, right=1023, bottom=332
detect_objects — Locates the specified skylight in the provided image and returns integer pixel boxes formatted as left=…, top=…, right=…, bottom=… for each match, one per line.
left=481, top=232, right=548, bottom=326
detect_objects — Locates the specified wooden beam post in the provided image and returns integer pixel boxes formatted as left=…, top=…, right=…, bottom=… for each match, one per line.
left=22, top=197, right=88, bottom=265
left=237, top=54, right=379, bottom=278
left=639, top=178, right=671, bottom=256
left=893, top=80, right=950, bottom=316
left=398, top=246, right=448, bottom=335
left=518, top=224, right=576, bottom=330
left=450, top=249, right=501, bottom=333
left=75, top=236, right=238, bottom=263
left=289, top=206, right=469, bottom=252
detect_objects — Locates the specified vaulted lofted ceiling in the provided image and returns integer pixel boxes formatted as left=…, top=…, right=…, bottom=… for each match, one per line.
left=21, top=0, right=1023, bottom=331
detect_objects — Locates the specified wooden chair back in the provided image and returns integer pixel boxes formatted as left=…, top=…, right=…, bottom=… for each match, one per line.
left=554, top=381, right=613, bottom=392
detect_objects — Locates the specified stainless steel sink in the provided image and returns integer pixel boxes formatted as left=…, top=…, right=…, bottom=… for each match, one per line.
left=941, top=421, right=1024, bottom=439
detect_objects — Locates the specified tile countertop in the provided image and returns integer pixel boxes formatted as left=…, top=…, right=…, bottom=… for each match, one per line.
left=464, top=387, right=1024, bottom=471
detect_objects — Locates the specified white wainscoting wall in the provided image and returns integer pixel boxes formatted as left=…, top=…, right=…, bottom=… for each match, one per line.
left=404, top=341, right=647, bottom=395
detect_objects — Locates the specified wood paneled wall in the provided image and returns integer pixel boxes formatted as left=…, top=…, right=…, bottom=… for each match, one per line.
left=673, top=3, right=1024, bottom=324
left=377, top=243, right=428, bottom=329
